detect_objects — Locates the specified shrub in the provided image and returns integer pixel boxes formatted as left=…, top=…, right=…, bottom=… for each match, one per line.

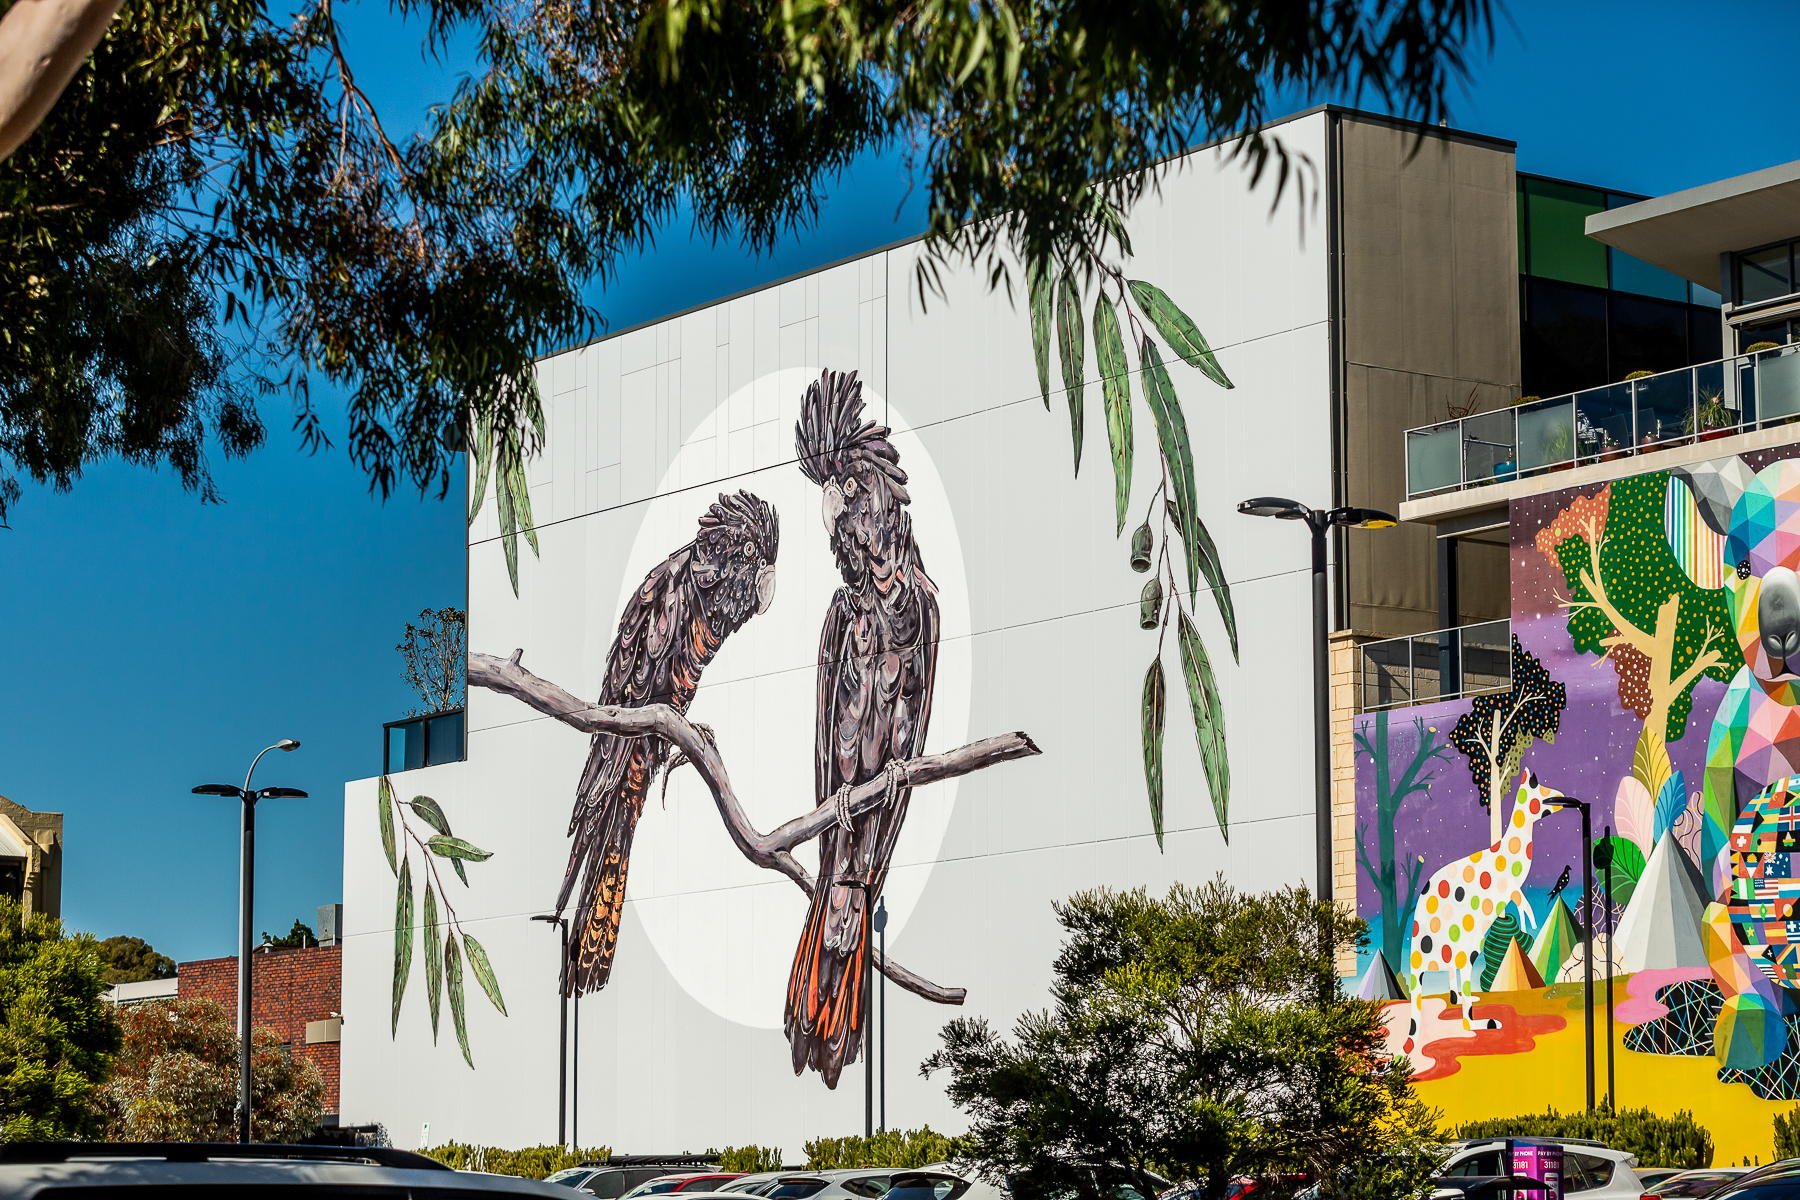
left=805, top=1127, right=972, bottom=1170
left=1624, top=371, right=1654, bottom=381
left=717, top=1146, right=784, bottom=1173
left=1748, top=342, right=1782, bottom=354
left=0, top=901, right=121, bottom=1139
left=1774, top=1107, right=1800, bottom=1160
left=422, top=1143, right=610, bottom=1178
left=1454, top=1106, right=1713, bottom=1169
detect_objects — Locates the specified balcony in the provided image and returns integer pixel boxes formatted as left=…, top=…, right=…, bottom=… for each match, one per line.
left=1359, top=620, right=1511, bottom=712
left=1404, top=345, right=1800, bottom=501
left=383, top=708, right=466, bottom=774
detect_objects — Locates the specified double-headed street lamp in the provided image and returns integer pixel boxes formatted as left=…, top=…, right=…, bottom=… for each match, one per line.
left=532, top=914, right=571, bottom=1148
left=1236, top=499, right=1396, bottom=904
left=832, top=876, right=875, bottom=1138
left=193, top=739, right=306, bottom=1145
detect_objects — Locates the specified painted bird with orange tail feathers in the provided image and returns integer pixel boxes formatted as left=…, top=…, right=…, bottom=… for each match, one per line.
left=554, top=490, right=779, bottom=996
left=786, top=370, right=939, bottom=1087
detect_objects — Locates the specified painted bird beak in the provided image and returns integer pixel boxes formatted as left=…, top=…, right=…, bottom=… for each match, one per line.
left=756, top=564, right=777, bottom=615
left=822, top=482, right=845, bottom=533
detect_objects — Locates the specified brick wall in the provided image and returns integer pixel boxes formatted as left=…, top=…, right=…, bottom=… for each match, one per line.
left=1330, top=630, right=1385, bottom=979
left=178, top=945, right=341, bottom=1114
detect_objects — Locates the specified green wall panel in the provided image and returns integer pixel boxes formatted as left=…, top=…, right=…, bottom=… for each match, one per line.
left=1525, top=178, right=1607, bottom=289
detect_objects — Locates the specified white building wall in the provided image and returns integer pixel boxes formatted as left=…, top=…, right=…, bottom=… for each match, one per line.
left=343, top=113, right=1333, bottom=1153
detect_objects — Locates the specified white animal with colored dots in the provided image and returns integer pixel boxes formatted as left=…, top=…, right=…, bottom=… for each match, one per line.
left=1401, top=770, right=1566, bottom=1054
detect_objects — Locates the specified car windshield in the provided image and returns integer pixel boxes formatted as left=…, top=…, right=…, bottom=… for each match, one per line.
left=839, top=1176, right=891, bottom=1198
left=546, top=1170, right=594, bottom=1188
left=886, top=1177, right=971, bottom=1200
left=1656, top=1177, right=1739, bottom=1198
left=721, top=1183, right=773, bottom=1194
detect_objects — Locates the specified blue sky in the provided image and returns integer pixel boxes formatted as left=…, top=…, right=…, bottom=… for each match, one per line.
left=2, top=0, right=1794, bottom=964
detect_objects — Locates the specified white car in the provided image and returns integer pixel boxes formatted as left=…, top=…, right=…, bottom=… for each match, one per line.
left=0, top=1141, right=572, bottom=1197
left=1438, top=1139, right=1646, bottom=1200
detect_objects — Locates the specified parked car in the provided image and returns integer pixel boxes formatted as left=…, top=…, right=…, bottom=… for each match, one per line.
left=707, top=1169, right=899, bottom=1200
left=1648, top=1168, right=1755, bottom=1197
left=1009, top=1163, right=1171, bottom=1200
left=622, top=1174, right=746, bottom=1199
left=1711, top=1162, right=1800, bottom=1198
left=549, top=1164, right=724, bottom=1196
left=0, top=1141, right=571, bottom=1196
left=1438, top=1140, right=1645, bottom=1200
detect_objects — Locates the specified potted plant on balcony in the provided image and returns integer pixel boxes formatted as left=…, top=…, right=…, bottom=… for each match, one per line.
left=1542, top=419, right=1575, bottom=471
left=1687, top=386, right=1736, bottom=441
left=1597, top=431, right=1627, bottom=462
left=1748, top=341, right=1782, bottom=354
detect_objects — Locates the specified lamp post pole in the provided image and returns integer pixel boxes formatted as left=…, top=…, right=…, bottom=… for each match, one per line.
left=193, top=739, right=305, bottom=1144
left=532, top=915, right=570, bottom=1147
left=1558, top=797, right=1597, bottom=1111
left=874, top=897, right=887, bottom=1134
left=833, top=877, right=874, bottom=1138
left=1237, top=499, right=1397, bottom=905
left=1599, top=825, right=1616, bottom=1110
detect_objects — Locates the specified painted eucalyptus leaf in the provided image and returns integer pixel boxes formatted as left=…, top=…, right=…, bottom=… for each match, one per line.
left=446, top=931, right=471, bottom=1067
left=1142, top=658, right=1166, bottom=849
left=1029, top=259, right=1053, bottom=409
left=1093, top=294, right=1134, bottom=534
left=452, top=859, right=470, bottom=887
left=462, top=934, right=508, bottom=1016
left=1128, top=280, right=1233, bottom=389
left=427, top=835, right=493, bottom=862
left=392, top=856, right=413, bottom=1037
left=409, top=795, right=451, bottom=836
left=1055, top=271, right=1085, bottom=474
left=1179, top=611, right=1230, bottom=841
left=1189, top=516, right=1238, bottom=663
left=378, top=776, right=397, bottom=877
left=467, top=407, right=494, bottom=526
left=1139, top=339, right=1202, bottom=597
left=424, top=880, right=442, bottom=1041
left=496, top=457, right=520, bottom=595
left=508, top=451, right=540, bottom=558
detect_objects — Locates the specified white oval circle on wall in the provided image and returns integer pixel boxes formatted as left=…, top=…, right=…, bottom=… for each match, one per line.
left=602, top=369, right=972, bottom=1030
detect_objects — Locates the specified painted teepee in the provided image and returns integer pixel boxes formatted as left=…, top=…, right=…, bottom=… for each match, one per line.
left=1487, top=937, right=1547, bottom=992
left=1355, top=953, right=1408, bottom=1002
left=1530, top=895, right=1582, bottom=982
left=1613, top=829, right=1710, bottom=972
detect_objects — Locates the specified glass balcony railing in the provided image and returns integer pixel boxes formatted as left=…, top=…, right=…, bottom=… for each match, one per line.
left=383, top=708, right=466, bottom=774
left=1360, top=620, right=1511, bottom=712
left=1404, top=345, right=1800, bottom=499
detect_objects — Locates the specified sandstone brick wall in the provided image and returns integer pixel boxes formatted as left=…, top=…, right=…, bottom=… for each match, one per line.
left=178, top=945, right=341, bottom=1114
left=1330, top=630, right=1384, bottom=979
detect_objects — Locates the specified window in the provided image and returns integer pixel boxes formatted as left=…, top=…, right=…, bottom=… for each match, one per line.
left=840, top=1177, right=891, bottom=1198
left=763, top=1182, right=829, bottom=1198
left=1611, top=293, right=1691, bottom=377
left=1565, top=1154, right=1614, bottom=1193
left=1443, top=1151, right=1503, bottom=1177
left=1741, top=244, right=1794, bottom=305
left=1523, top=279, right=1609, bottom=397
left=384, top=708, right=467, bottom=773
left=884, top=1180, right=969, bottom=1200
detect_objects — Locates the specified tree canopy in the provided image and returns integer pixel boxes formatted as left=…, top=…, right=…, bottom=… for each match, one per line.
left=98, top=995, right=324, bottom=1142
left=923, top=878, right=1443, bottom=1200
left=0, top=901, right=120, bottom=1140
left=1, top=0, right=1497, bottom=519
left=97, top=935, right=176, bottom=985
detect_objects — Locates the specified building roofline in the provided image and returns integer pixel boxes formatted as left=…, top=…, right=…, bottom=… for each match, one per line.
left=537, top=105, right=1515, bottom=363
left=1586, top=158, right=1800, bottom=289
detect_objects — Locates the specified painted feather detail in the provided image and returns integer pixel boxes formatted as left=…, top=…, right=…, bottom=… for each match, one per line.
left=1653, top=770, right=1687, bottom=847
left=1615, top=774, right=1655, bottom=860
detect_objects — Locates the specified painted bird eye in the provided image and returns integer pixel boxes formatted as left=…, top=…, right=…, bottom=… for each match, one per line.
left=843, top=476, right=857, bottom=496
left=1739, top=559, right=1753, bottom=579
left=744, top=542, right=756, bottom=558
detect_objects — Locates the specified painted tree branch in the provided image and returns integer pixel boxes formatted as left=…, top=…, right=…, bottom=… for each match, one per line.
left=469, top=649, right=1042, bottom=1006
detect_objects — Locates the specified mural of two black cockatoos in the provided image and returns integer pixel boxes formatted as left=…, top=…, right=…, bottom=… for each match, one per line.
left=550, top=368, right=938, bottom=1091
left=554, top=490, right=780, bottom=994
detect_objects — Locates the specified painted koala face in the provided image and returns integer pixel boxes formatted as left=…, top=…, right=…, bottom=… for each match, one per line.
left=1674, top=457, right=1800, bottom=703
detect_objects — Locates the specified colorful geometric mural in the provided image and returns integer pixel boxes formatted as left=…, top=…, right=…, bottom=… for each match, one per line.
left=1355, top=446, right=1800, bottom=1159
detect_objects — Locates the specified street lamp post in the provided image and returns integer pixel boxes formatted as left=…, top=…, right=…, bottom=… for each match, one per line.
left=1236, top=499, right=1396, bottom=904
left=192, top=739, right=305, bottom=1145
left=874, top=897, right=887, bottom=1134
left=1555, top=797, right=1597, bottom=1111
left=532, top=914, right=570, bottom=1147
left=833, top=877, right=874, bottom=1138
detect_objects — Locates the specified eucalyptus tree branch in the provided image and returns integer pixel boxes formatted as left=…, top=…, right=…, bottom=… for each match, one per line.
left=469, top=649, right=1043, bottom=1005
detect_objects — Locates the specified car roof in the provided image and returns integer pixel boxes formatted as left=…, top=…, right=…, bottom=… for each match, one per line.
left=1450, top=1140, right=1631, bottom=1161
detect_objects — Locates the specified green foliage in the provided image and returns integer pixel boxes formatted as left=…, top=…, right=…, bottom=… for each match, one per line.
left=422, top=1143, right=610, bottom=1177
left=924, top=878, right=1445, bottom=1200
left=97, top=936, right=175, bottom=985
left=397, top=607, right=468, bottom=715
left=263, top=920, right=317, bottom=949
left=1774, top=1106, right=1800, bottom=1160
left=382, top=777, right=505, bottom=1065
left=804, top=1127, right=972, bottom=1170
left=98, top=995, right=323, bottom=1142
left=1454, top=1106, right=1714, bottom=1170
left=717, top=1145, right=786, bottom=1173
left=0, top=901, right=121, bottom=1140
left=1551, top=471, right=1740, bottom=741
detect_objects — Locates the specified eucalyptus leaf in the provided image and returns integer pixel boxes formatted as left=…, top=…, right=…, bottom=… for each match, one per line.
left=1093, top=293, right=1134, bottom=534
left=1178, top=612, right=1230, bottom=842
left=453, top=859, right=470, bottom=887
left=424, top=880, right=442, bottom=1041
left=1129, top=280, right=1233, bottom=389
left=392, top=856, right=413, bottom=1037
left=496, top=454, right=520, bottom=596
left=1190, top=515, right=1239, bottom=663
left=1029, top=265, right=1052, bottom=410
left=378, top=776, right=397, bottom=877
left=467, top=407, right=494, bottom=526
left=462, top=934, right=509, bottom=1016
left=409, top=795, right=451, bottom=836
left=507, top=444, right=540, bottom=558
left=1055, top=271, right=1085, bottom=474
left=1142, top=658, right=1166, bottom=849
left=1139, top=339, right=1202, bottom=597
left=446, top=930, right=472, bottom=1067
left=427, top=835, right=494, bottom=862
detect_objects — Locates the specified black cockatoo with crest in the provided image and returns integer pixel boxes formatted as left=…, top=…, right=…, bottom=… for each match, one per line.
left=555, top=490, right=779, bottom=996
left=786, top=369, right=940, bottom=1087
